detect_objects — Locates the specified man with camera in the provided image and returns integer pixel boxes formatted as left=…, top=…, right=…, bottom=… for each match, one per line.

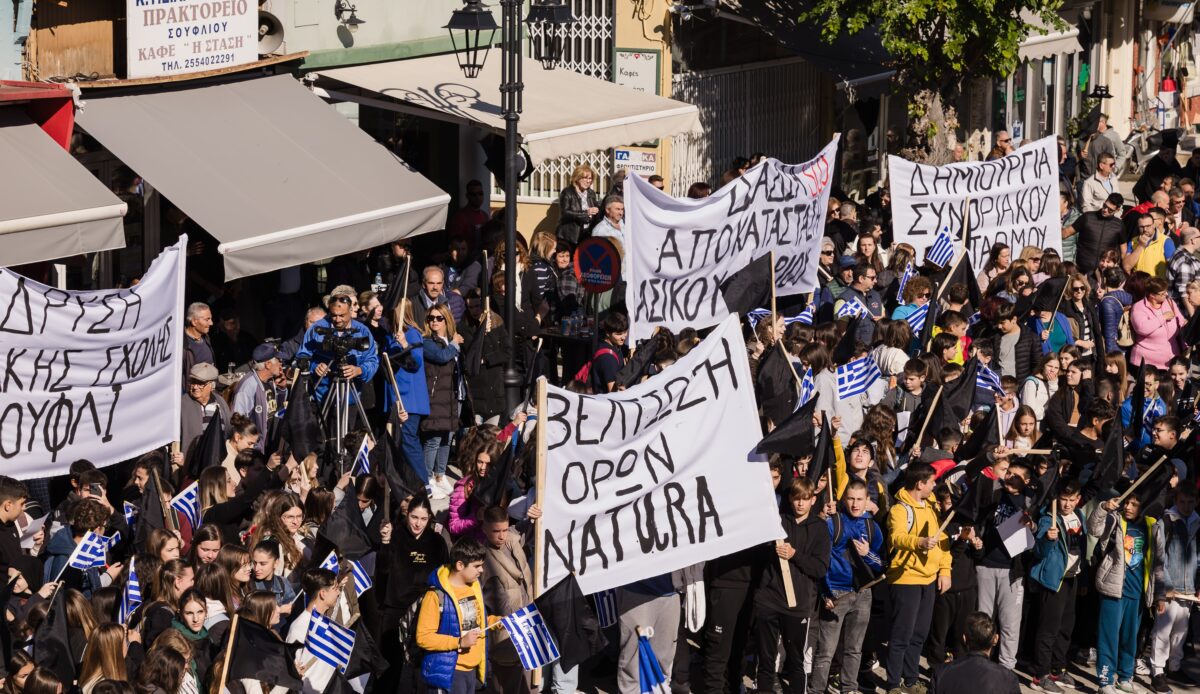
left=296, top=289, right=379, bottom=411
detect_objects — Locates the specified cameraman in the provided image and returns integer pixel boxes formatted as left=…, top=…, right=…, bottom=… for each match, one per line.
left=296, top=291, right=379, bottom=408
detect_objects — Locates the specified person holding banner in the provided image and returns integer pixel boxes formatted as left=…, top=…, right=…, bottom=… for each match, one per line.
left=480, top=506, right=534, bottom=694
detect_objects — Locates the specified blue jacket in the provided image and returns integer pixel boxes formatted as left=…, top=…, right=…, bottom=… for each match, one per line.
left=1119, top=394, right=1167, bottom=449
left=1028, top=312, right=1075, bottom=354
left=295, top=317, right=379, bottom=404
left=823, top=512, right=884, bottom=595
left=384, top=327, right=430, bottom=415
left=1099, top=290, right=1132, bottom=355
left=43, top=527, right=103, bottom=596
left=252, top=574, right=297, bottom=607
left=1153, top=507, right=1200, bottom=600
left=420, top=565, right=487, bottom=690
left=1029, top=508, right=1087, bottom=591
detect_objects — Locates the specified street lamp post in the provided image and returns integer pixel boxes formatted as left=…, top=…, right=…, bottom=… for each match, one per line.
left=446, top=0, right=575, bottom=414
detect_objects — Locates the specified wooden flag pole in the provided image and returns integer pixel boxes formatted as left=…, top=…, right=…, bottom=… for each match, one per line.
left=934, top=196, right=972, bottom=304
left=531, top=378, right=549, bottom=687
left=936, top=510, right=956, bottom=538
left=217, top=614, right=239, bottom=693
left=1050, top=276, right=1073, bottom=323
left=150, top=467, right=177, bottom=532
left=777, top=539, right=798, bottom=608
left=913, top=386, right=945, bottom=452
left=769, top=251, right=777, bottom=319
left=1115, top=454, right=1169, bottom=504
left=381, top=353, right=409, bottom=420
left=1051, top=499, right=1058, bottom=527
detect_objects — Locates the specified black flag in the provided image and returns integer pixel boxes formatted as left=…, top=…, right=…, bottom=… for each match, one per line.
left=1128, top=360, right=1147, bottom=448
left=280, top=375, right=326, bottom=460
left=807, top=416, right=836, bottom=485
left=534, top=575, right=608, bottom=671
left=134, top=469, right=166, bottom=550
left=471, top=428, right=518, bottom=509
left=33, top=588, right=75, bottom=685
left=316, top=483, right=373, bottom=560
left=1135, top=456, right=1175, bottom=519
left=955, top=404, right=998, bottom=463
left=905, top=358, right=979, bottom=452
left=615, top=340, right=657, bottom=389
left=756, top=394, right=819, bottom=459
left=831, top=315, right=860, bottom=366
left=1085, top=416, right=1126, bottom=498
left=720, top=254, right=774, bottom=315
left=381, top=255, right=411, bottom=316
left=755, top=342, right=797, bottom=426
left=186, top=413, right=225, bottom=482
left=226, top=618, right=304, bottom=691
left=1026, top=455, right=1061, bottom=513
left=918, top=301, right=940, bottom=352
left=373, top=431, right=423, bottom=506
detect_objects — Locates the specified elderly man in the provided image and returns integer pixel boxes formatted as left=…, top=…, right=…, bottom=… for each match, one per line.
left=180, top=363, right=231, bottom=460
left=1168, top=226, right=1200, bottom=306
left=183, top=302, right=214, bottom=387
left=592, top=196, right=624, bottom=241
left=413, top=265, right=466, bottom=325
left=987, top=131, right=1014, bottom=160
left=232, top=344, right=283, bottom=452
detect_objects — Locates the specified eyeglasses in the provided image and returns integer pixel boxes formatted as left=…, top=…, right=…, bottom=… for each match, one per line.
left=428, top=314, right=446, bottom=322
left=917, top=292, right=931, bottom=299
left=1072, top=286, right=1086, bottom=292
left=1030, top=256, right=1043, bottom=263
left=821, top=250, right=834, bottom=256
left=999, top=138, right=1012, bottom=144
left=1013, top=280, right=1029, bottom=288
left=330, top=295, right=352, bottom=305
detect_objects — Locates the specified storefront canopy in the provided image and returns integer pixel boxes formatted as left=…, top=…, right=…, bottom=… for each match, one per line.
left=1018, top=9, right=1083, bottom=62
left=76, top=74, right=450, bottom=280
left=319, top=55, right=702, bottom=163
left=0, top=109, right=127, bottom=267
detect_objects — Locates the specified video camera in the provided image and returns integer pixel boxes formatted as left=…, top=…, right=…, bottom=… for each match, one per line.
left=313, top=325, right=370, bottom=377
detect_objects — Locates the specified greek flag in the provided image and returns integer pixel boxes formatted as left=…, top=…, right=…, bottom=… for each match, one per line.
left=319, top=551, right=339, bottom=573
left=747, top=308, right=813, bottom=329
left=746, top=308, right=772, bottom=328
left=350, top=560, right=372, bottom=596
left=68, top=531, right=109, bottom=570
left=904, top=303, right=930, bottom=332
left=977, top=365, right=1004, bottom=394
left=799, top=367, right=816, bottom=408
left=307, top=612, right=355, bottom=673
left=638, top=632, right=670, bottom=694
left=967, top=311, right=982, bottom=326
left=591, top=589, right=617, bottom=629
left=119, top=557, right=142, bottom=623
left=836, top=296, right=868, bottom=319
left=796, top=304, right=815, bottom=325
left=353, top=438, right=371, bottom=476
left=896, top=263, right=915, bottom=302
left=107, top=531, right=121, bottom=546
left=1193, top=408, right=1200, bottom=424
left=170, top=482, right=200, bottom=529
left=500, top=604, right=561, bottom=670
left=123, top=501, right=138, bottom=527
left=835, top=356, right=881, bottom=399
left=926, top=228, right=956, bottom=268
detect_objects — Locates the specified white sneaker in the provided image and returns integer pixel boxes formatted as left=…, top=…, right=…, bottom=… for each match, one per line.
left=1137, top=659, right=1151, bottom=676
left=430, top=487, right=448, bottom=501
left=437, top=476, right=456, bottom=493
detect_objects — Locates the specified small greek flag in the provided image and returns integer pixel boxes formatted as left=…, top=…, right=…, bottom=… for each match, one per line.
left=904, top=303, right=930, bottom=332
left=1193, top=408, right=1200, bottom=424
left=500, top=603, right=561, bottom=670
left=796, top=304, right=815, bottom=325
left=170, top=482, right=200, bottom=529
left=750, top=306, right=815, bottom=328
left=123, top=501, right=138, bottom=527
left=896, top=262, right=915, bottom=302
left=746, top=308, right=772, bottom=328
left=835, top=355, right=881, bottom=399
left=967, top=311, right=982, bottom=326
left=591, top=589, right=617, bottom=629
left=638, top=632, right=670, bottom=694
left=799, top=367, right=816, bottom=408
left=926, top=228, right=956, bottom=268
left=68, top=531, right=109, bottom=570
left=836, top=296, right=868, bottom=319
left=120, top=557, right=142, bottom=624
left=107, top=531, right=121, bottom=546
left=977, top=365, right=1004, bottom=394
left=353, top=438, right=371, bottom=476
left=319, top=550, right=339, bottom=573
left=350, top=560, right=372, bottom=596
left=307, top=612, right=355, bottom=673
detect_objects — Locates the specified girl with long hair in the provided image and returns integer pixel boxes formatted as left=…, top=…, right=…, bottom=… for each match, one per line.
left=194, top=562, right=235, bottom=646
left=448, top=437, right=505, bottom=539
left=139, top=559, right=194, bottom=646
left=1006, top=405, right=1042, bottom=449
left=248, top=493, right=307, bottom=577
left=187, top=525, right=223, bottom=566
left=216, top=544, right=253, bottom=606
left=977, top=242, right=1012, bottom=292
left=135, top=646, right=187, bottom=694
left=79, top=623, right=128, bottom=694
left=146, top=529, right=181, bottom=563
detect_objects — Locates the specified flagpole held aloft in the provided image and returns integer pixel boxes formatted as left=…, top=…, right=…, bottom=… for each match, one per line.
left=912, top=386, right=945, bottom=452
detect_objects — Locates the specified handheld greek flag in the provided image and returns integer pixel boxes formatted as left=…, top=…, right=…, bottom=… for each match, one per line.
left=896, top=263, right=915, bottom=302
left=749, top=306, right=815, bottom=328
left=353, top=438, right=371, bottom=476
left=746, top=308, right=772, bottom=328
left=904, top=303, right=930, bottom=333
left=967, top=311, right=982, bottom=326
left=500, top=603, right=561, bottom=670
left=835, top=356, right=881, bottom=399
left=796, top=304, right=815, bottom=325
left=836, top=296, right=868, bottom=319
left=123, top=501, right=138, bottom=527
left=591, top=589, right=617, bottom=629
left=926, top=228, right=956, bottom=268
left=107, top=531, right=121, bottom=546
left=170, top=482, right=200, bottom=529
left=319, top=551, right=339, bottom=573
left=1193, top=408, right=1200, bottom=424
left=799, top=367, right=816, bottom=408
left=68, top=531, right=109, bottom=570
left=306, top=611, right=355, bottom=673
left=977, top=364, right=1004, bottom=394
left=637, top=631, right=670, bottom=694
left=119, top=557, right=142, bottom=624
left=350, top=559, right=373, bottom=596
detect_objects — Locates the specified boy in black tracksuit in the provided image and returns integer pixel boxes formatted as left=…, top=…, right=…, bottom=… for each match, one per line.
left=753, top=477, right=831, bottom=693
left=927, top=485, right=985, bottom=664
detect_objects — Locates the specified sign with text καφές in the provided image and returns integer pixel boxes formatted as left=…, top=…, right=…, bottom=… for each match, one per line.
left=574, top=237, right=621, bottom=293
left=0, top=238, right=187, bottom=478
left=614, top=49, right=660, bottom=95
left=623, top=136, right=839, bottom=343
left=126, top=0, right=258, bottom=78
left=539, top=315, right=784, bottom=594
left=889, top=135, right=1060, bottom=275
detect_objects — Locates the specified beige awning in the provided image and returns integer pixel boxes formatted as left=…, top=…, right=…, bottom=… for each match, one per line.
left=75, top=74, right=450, bottom=280
left=0, top=110, right=127, bottom=267
left=1019, top=10, right=1082, bottom=62
left=319, top=54, right=703, bottom=163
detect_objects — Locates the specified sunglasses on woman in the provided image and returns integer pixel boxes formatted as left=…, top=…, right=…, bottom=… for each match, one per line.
left=428, top=314, right=446, bottom=322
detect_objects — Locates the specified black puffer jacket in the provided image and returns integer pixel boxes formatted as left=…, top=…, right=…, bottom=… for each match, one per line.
left=421, top=335, right=461, bottom=432
left=1013, top=326, right=1045, bottom=383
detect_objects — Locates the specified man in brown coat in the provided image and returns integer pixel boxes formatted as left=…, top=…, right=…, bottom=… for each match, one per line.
left=481, top=505, right=535, bottom=694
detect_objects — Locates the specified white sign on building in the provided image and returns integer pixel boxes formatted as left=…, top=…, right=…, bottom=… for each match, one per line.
left=615, top=49, right=660, bottom=95
left=614, top=148, right=659, bottom=178
left=126, top=0, right=258, bottom=79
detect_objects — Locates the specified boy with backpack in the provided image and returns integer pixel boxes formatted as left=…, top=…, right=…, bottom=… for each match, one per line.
left=415, top=538, right=497, bottom=694
left=1028, top=479, right=1087, bottom=693
left=577, top=312, right=627, bottom=393
left=808, top=478, right=884, bottom=694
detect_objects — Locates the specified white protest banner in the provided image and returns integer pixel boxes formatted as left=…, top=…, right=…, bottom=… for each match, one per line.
left=890, top=136, right=1060, bottom=274
left=0, top=238, right=186, bottom=478
left=623, top=137, right=839, bottom=342
left=539, top=315, right=783, bottom=594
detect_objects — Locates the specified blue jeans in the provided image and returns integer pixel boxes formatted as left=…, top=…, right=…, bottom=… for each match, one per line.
left=544, top=661, right=578, bottom=694
left=398, top=414, right=427, bottom=485
left=1097, top=593, right=1142, bottom=686
left=421, top=430, right=452, bottom=478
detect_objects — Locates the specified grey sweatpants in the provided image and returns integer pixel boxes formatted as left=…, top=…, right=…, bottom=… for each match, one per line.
left=976, top=565, right=1024, bottom=669
left=617, top=589, right=681, bottom=694
left=808, top=589, right=873, bottom=694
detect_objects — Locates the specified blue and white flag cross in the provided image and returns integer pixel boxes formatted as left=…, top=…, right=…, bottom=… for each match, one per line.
left=307, top=612, right=355, bottom=673
left=591, top=589, right=617, bottom=629
left=500, top=603, right=561, bottom=670
left=67, top=531, right=110, bottom=570
left=170, top=482, right=200, bottom=529
left=835, top=356, right=881, bottom=400
left=926, top=228, right=956, bottom=268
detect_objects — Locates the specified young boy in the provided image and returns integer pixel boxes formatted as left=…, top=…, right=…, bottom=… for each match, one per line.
left=1028, top=479, right=1087, bottom=693
left=975, top=458, right=1032, bottom=671
left=881, top=359, right=926, bottom=417
left=932, top=310, right=971, bottom=365
left=251, top=539, right=297, bottom=611
left=1119, top=367, right=1167, bottom=450
left=288, top=567, right=345, bottom=694
left=0, top=477, right=29, bottom=585
left=1088, top=491, right=1158, bottom=694
left=809, top=479, right=883, bottom=694
left=1148, top=485, right=1199, bottom=693
left=416, top=538, right=497, bottom=694
left=927, top=485, right=984, bottom=666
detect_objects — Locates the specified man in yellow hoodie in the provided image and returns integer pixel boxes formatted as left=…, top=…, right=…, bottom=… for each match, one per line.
left=884, top=463, right=952, bottom=694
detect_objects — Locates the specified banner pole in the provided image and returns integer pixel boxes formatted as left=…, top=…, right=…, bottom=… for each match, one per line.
left=531, top=377, right=548, bottom=688
left=1115, top=454, right=1169, bottom=504
left=217, top=613, right=239, bottom=693
left=769, top=251, right=777, bottom=320
left=150, top=467, right=177, bottom=532
left=912, top=386, right=944, bottom=453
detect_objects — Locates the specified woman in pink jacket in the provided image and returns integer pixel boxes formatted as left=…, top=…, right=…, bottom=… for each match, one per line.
left=1130, top=277, right=1186, bottom=368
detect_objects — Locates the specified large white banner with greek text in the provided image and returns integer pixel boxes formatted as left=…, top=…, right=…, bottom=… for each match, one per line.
left=624, top=137, right=839, bottom=342
left=890, top=136, right=1060, bottom=274
left=0, top=238, right=186, bottom=478
left=539, top=316, right=783, bottom=594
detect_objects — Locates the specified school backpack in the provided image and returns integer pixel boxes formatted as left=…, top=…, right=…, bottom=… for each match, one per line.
left=573, top=346, right=618, bottom=384
left=1102, top=294, right=1133, bottom=348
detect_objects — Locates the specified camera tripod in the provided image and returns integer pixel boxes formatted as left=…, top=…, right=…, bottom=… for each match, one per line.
left=316, top=372, right=372, bottom=475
